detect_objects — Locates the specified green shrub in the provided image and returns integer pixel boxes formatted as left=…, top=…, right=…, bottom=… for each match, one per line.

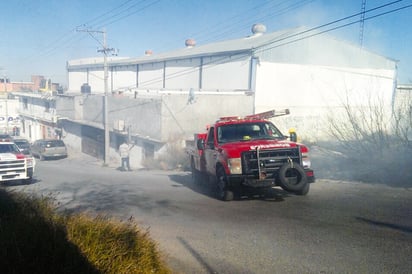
left=0, top=189, right=170, bottom=274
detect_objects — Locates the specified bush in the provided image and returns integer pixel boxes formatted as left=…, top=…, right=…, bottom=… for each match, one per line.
left=66, top=215, right=169, bottom=274
left=0, top=189, right=170, bottom=274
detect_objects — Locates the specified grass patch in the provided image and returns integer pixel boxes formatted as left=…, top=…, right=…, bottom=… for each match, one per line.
left=0, top=189, right=170, bottom=274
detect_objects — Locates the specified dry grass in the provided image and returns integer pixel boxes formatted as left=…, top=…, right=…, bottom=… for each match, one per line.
left=0, top=189, right=170, bottom=274
left=310, top=141, right=412, bottom=188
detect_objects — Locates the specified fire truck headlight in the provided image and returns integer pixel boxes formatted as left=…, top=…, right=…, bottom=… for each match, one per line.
left=228, top=158, right=242, bottom=175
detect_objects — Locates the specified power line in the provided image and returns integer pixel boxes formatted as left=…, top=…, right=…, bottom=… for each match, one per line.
left=120, top=1, right=410, bottom=88
left=94, top=0, right=161, bottom=28
left=198, top=0, right=315, bottom=44
left=24, top=0, right=161, bottom=62
left=259, top=3, right=412, bottom=53
left=257, top=0, right=403, bottom=51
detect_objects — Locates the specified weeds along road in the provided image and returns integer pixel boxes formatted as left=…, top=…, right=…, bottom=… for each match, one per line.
left=5, top=154, right=412, bottom=274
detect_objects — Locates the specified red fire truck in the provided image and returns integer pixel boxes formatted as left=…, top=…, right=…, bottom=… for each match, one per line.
left=188, top=109, right=315, bottom=201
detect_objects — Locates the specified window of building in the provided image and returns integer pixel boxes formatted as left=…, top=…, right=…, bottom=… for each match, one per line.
left=45, top=101, right=50, bottom=113
left=23, top=98, right=28, bottom=110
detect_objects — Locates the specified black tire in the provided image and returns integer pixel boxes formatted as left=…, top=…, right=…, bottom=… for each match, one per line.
left=278, top=162, right=308, bottom=192
left=216, top=166, right=234, bottom=201
left=294, top=181, right=310, bottom=195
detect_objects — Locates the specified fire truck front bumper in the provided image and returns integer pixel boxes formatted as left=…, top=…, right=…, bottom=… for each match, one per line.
left=227, top=168, right=315, bottom=188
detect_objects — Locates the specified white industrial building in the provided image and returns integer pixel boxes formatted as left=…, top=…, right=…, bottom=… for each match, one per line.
left=67, top=24, right=397, bottom=142
left=12, top=24, right=395, bottom=166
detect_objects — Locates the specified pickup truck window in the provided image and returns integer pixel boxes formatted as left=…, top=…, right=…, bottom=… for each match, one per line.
left=217, top=122, right=284, bottom=143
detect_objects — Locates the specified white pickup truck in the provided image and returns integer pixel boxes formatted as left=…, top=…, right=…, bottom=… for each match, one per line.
left=0, top=141, right=35, bottom=183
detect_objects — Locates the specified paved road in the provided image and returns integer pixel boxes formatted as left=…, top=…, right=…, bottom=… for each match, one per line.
left=5, top=155, right=412, bottom=273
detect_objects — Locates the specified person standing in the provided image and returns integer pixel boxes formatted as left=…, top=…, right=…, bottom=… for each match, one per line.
left=119, top=141, right=133, bottom=171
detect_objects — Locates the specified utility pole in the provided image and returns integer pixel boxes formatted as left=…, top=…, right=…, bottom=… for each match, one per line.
left=3, top=73, right=8, bottom=134
left=359, top=0, right=367, bottom=47
left=77, top=27, right=115, bottom=165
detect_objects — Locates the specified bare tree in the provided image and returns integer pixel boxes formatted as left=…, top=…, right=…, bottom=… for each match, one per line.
left=392, top=91, right=412, bottom=146
left=327, top=89, right=392, bottom=155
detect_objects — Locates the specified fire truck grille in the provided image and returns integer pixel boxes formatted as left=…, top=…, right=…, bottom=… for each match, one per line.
left=241, top=147, right=301, bottom=176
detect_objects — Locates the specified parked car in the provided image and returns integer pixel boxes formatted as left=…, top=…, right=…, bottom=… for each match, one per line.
left=31, top=139, right=68, bottom=160
left=0, top=134, right=13, bottom=142
left=13, top=138, right=32, bottom=155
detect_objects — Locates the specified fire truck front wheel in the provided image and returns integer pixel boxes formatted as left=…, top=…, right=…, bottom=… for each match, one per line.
left=278, top=162, right=308, bottom=192
left=216, top=166, right=234, bottom=201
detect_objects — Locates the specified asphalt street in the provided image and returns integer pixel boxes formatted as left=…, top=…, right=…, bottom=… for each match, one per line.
left=4, top=154, right=412, bottom=274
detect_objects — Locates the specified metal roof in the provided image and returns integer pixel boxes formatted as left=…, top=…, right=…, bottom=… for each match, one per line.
left=67, top=26, right=396, bottom=70
left=67, top=28, right=303, bottom=68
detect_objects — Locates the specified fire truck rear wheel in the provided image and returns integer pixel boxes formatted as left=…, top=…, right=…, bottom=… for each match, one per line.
left=216, top=166, right=234, bottom=201
left=278, top=162, right=308, bottom=192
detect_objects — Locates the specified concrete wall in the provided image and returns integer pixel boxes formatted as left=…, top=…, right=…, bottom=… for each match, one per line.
left=201, top=55, right=250, bottom=90
left=60, top=121, right=82, bottom=154
left=160, top=92, right=254, bottom=141
left=111, top=65, right=137, bottom=91
left=68, top=54, right=251, bottom=93
left=79, top=95, right=105, bottom=126
left=393, top=85, right=412, bottom=141
left=109, top=94, right=162, bottom=140
left=254, top=62, right=396, bottom=141
left=164, top=58, right=201, bottom=89
left=77, top=91, right=254, bottom=143
left=55, top=96, right=76, bottom=120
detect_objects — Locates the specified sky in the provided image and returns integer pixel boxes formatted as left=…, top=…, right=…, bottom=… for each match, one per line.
left=1, top=0, right=411, bottom=86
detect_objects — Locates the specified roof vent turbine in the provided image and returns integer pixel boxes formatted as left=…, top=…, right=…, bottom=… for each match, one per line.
left=251, top=24, right=266, bottom=36
left=185, top=38, right=196, bottom=48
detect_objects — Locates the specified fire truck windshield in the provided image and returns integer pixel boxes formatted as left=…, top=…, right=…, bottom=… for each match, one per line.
left=217, top=122, right=285, bottom=143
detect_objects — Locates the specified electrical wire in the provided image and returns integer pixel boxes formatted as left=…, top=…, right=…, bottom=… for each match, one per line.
left=24, top=0, right=161, bottom=62
left=185, top=0, right=314, bottom=45
left=121, top=1, right=410, bottom=88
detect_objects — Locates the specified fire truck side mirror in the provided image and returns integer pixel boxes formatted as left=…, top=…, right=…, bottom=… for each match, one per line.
left=196, top=138, right=205, bottom=150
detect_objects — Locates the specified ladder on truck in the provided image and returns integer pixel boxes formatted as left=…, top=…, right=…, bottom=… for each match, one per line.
left=245, top=109, right=290, bottom=120
left=219, top=109, right=290, bottom=121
